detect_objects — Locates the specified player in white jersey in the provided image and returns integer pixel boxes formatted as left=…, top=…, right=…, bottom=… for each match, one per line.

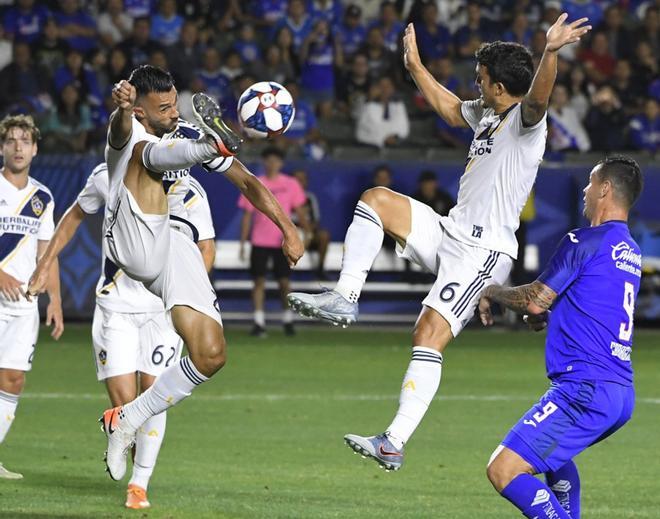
left=0, top=115, right=63, bottom=479
left=35, top=160, right=215, bottom=508
left=29, top=65, right=303, bottom=482
left=288, top=14, right=591, bottom=470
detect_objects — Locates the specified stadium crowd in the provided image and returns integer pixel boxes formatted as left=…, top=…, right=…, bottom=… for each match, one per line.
left=0, top=0, right=658, bottom=157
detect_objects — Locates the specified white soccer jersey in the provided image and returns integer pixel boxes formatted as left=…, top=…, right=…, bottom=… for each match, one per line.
left=441, top=101, right=547, bottom=259
left=0, top=174, right=54, bottom=314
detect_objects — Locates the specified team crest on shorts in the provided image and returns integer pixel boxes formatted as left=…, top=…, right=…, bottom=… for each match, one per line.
left=98, top=349, right=107, bottom=365
left=31, top=196, right=44, bottom=216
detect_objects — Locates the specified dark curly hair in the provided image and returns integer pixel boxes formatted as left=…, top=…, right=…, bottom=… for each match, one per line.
left=596, top=155, right=644, bottom=209
left=128, top=65, right=175, bottom=98
left=475, top=41, right=534, bottom=97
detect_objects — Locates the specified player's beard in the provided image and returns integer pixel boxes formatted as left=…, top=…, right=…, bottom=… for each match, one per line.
left=151, top=118, right=178, bottom=138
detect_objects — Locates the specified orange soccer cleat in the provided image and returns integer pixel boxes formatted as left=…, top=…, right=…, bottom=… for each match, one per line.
left=125, top=484, right=151, bottom=509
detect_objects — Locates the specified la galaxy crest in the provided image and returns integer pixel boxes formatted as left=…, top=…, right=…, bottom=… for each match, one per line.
left=99, top=349, right=107, bottom=365
left=31, top=195, right=44, bottom=217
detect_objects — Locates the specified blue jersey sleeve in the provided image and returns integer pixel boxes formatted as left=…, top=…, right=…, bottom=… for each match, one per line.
left=538, top=230, right=600, bottom=295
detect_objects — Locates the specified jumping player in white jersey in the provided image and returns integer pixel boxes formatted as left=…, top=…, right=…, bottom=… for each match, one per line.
left=32, top=160, right=215, bottom=508
left=288, top=14, right=591, bottom=471
left=0, top=115, right=63, bottom=479
left=29, top=65, right=304, bottom=481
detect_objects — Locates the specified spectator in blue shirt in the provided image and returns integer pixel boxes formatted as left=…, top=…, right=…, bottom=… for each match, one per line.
left=369, top=1, right=404, bottom=53
left=271, top=0, right=313, bottom=51
left=150, top=0, right=183, bottom=47
left=118, top=16, right=163, bottom=67
left=336, top=4, right=366, bottom=59
left=248, top=0, right=287, bottom=28
left=629, top=98, right=659, bottom=154
left=502, top=12, right=533, bottom=47
left=455, top=2, right=490, bottom=60
left=2, top=0, right=50, bottom=44
left=233, top=23, right=261, bottom=65
left=415, top=2, right=452, bottom=61
left=0, top=42, right=45, bottom=114
left=53, top=0, right=97, bottom=54
left=563, top=0, right=605, bottom=28
left=54, top=48, right=103, bottom=106
left=309, top=0, right=342, bottom=26
left=277, top=80, right=325, bottom=159
left=195, top=47, right=231, bottom=108
left=124, top=0, right=155, bottom=18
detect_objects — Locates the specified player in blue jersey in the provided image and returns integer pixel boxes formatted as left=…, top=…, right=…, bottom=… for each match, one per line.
left=478, top=155, right=643, bottom=519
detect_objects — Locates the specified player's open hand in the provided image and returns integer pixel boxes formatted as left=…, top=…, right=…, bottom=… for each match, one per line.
left=545, top=13, right=591, bottom=52
left=112, top=79, right=136, bottom=111
left=46, top=300, right=64, bottom=340
left=523, top=311, right=549, bottom=332
left=282, top=231, right=304, bottom=267
left=0, top=269, right=26, bottom=302
left=403, top=23, right=422, bottom=71
left=26, top=263, right=49, bottom=301
left=478, top=296, right=494, bottom=326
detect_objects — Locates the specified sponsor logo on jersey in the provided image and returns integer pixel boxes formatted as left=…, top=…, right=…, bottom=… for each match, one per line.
left=611, top=241, right=642, bottom=277
left=610, top=341, right=632, bottom=361
left=30, top=195, right=44, bottom=216
left=0, top=215, right=40, bottom=234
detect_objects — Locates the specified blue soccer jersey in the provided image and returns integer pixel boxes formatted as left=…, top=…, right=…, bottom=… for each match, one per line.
left=539, top=221, right=641, bottom=385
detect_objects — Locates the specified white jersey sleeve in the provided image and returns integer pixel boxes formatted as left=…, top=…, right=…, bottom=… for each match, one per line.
left=184, top=177, right=215, bottom=241
left=460, top=99, right=485, bottom=131
left=77, top=162, right=109, bottom=214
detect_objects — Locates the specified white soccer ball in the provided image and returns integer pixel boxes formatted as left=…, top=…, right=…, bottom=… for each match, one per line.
left=237, top=81, right=296, bottom=139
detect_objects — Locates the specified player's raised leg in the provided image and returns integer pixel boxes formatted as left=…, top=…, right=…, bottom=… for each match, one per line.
left=288, top=187, right=412, bottom=326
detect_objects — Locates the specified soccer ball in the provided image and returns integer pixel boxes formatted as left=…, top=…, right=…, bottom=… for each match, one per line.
left=237, top=81, right=295, bottom=139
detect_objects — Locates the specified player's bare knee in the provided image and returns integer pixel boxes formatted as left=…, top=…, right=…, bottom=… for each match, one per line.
left=193, top=334, right=227, bottom=376
left=0, top=371, right=25, bottom=394
left=360, top=186, right=391, bottom=214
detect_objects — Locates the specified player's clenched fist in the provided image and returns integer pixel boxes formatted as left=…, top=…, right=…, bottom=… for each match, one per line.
left=26, top=263, right=48, bottom=301
left=112, top=80, right=136, bottom=110
left=282, top=232, right=304, bottom=267
left=403, top=23, right=421, bottom=72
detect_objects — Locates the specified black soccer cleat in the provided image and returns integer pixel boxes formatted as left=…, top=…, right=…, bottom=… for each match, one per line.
left=191, top=92, right=243, bottom=157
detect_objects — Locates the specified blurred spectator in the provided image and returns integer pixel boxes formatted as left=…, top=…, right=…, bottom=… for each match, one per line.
left=41, top=83, right=92, bottom=152
left=502, top=12, right=533, bottom=47
left=166, top=19, right=202, bottom=89
left=529, top=28, right=546, bottom=59
left=2, top=0, right=50, bottom=43
left=106, top=46, right=131, bottom=86
left=563, top=0, right=604, bottom=28
left=147, top=48, right=169, bottom=70
left=292, top=169, right=331, bottom=279
left=412, top=170, right=455, bottom=217
left=580, top=32, right=616, bottom=85
left=150, top=0, right=184, bottom=47
left=632, top=40, right=658, bottom=91
left=118, top=16, right=163, bottom=67
left=261, top=44, right=294, bottom=85
left=275, top=26, right=300, bottom=76
left=238, top=147, right=309, bottom=338
left=97, top=0, right=133, bottom=48
left=32, top=16, right=67, bottom=78
left=271, top=0, right=313, bottom=51
left=246, top=0, right=287, bottom=28
left=585, top=86, right=627, bottom=152
left=567, top=64, right=590, bottom=121
left=598, top=5, right=632, bottom=59
left=53, top=0, right=97, bottom=54
left=232, top=23, right=261, bottom=65
left=548, top=84, right=591, bottom=152
left=370, top=1, right=404, bottom=53
left=0, top=42, right=45, bottom=114
left=179, top=0, right=239, bottom=34
left=123, top=0, right=154, bottom=18
left=0, top=25, right=11, bottom=70
left=610, top=59, right=645, bottom=114
left=455, top=2, right=490, bottom=60
left=219, top=50, right=244, bottom=81
left=415, top=2, right=452, bottom=61
left=360, top=26, right=397, bottom=80
left=195, top=47, right=231, bottom=107
left=309, top=0, right=342, bottom=26
left=337, top=52, right=371, bottom=119
left=54, top=48, right=102, bottom=106
left=634, top=6, right=658, bottom=57
left=300, top=19, right=343, bottom=118
left=356, top=76, right=410, bottom=148
left=629, top=98, right=659, bottom=155
left=336, top=4, right=366, bottom=59
left=277, top=81, right=325, bottom=159
left=413, top=57, right=459, bottom=111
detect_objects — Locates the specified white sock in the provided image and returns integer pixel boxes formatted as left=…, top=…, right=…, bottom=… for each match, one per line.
left=282, top=309, right=293, bottom=324
left=386, top=347, right=443, bottom=449
left=0, top=391, right=18, bottom=443
left=119, top=356, right=207, bottom=433
left=142, top=138, right=218, bottom=173
left=335, top=201, right=384, bottom=303
left=129, top=411, right=167, bottom=490
left=254, top=310, right=265, bottom=327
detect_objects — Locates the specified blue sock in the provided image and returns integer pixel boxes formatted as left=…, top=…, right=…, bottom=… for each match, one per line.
left=501, top=473, right=572, bottom=519
left=546, top=460, right=581, bottom=519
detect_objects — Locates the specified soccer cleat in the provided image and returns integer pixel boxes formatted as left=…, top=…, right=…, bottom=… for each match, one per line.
left=0, top=462, right=23, bottom=479
left=191, top=92, right=242, bottom=157
left=125, top=484, right=151, bottom=509
left=99, top=406, right=136, bottom=481
left=287, top=289, right=358, bottom=327
left=250, top=324, right=267, bottom=338
left=344, top=433, right=404, bottom=471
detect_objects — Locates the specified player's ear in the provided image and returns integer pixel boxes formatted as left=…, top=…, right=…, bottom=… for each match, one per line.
left=133, top=106, right=145, bottom=121
left=495, top=82, right=505, bottom=96
left=600, top=179, right=611, bottom=198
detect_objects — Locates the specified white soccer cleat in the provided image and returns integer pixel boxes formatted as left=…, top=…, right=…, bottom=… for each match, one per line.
left=99, top=406, right=136, bottom=481
left=0, top=462, right=23, bottom=479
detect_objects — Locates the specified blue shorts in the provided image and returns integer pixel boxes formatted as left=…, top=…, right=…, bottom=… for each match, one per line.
left=502, top=378, right=635, bottom=473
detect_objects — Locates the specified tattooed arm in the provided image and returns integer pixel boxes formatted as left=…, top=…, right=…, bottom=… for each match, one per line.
left=478, top=280, right=557, bottom=328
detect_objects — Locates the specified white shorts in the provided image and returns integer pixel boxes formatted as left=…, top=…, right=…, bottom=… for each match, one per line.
left=0, top=309, right=39, bottom=372
left=397, top=198, right=513, bottom=337
left=92, top=304, right=183, bottom=380
left=146, top=227, right=223, bottom=326
left=104, top=184, right=170, bottom=283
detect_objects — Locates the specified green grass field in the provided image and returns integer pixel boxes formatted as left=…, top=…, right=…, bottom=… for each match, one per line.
left=1, top=324, right=659, bottom=518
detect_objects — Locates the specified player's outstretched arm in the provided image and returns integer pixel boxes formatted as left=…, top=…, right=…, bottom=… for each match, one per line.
left=521, top=14, right=591, bottom=127
left=37, top=240, right=64, bottom=340
left=27, top=202, right=86, bottom=298
left=478, top=280, right=557, bottom=327
left=108, top=80, right=136, bottom=149
left=403, top=23, right=467, bottom=128
left=225, top=159, right=304, bottom=266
